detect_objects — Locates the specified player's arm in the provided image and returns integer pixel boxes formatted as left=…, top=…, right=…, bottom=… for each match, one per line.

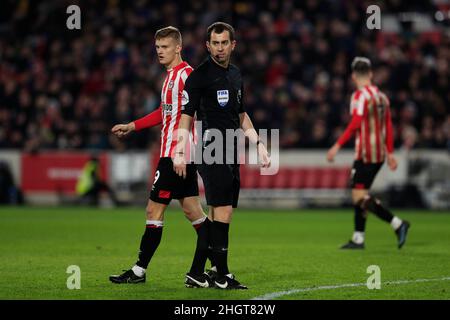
left=237, top=82, right=270, bottom=167
left=240, top=112, right=270, bottom=168
left=385, top=102, right=398, bottom=171
left=173, top=114, right=194, bottom=178
left=327, top=114, right=363, bottom=162
left=173, top=71, right=200, bottom=178
left=327, top=94, right=365, bottom=162
left=111, top=106, right=162, bottom=138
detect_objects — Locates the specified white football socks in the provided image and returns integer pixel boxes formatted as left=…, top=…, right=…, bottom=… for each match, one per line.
left=132, top=265, right=146, bottom=277
left=352, top=231, right=365, bottom=244
left=390, top=216, right=402, bottom=230
left=191, top=216, right=207, bottom=226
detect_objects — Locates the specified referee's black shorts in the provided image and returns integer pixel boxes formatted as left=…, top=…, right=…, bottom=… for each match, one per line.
left=197, top=163, right=240, bottom=208
left=350, top=160, right=383, bottom=190
left=149, top=157, right=199, bottom=205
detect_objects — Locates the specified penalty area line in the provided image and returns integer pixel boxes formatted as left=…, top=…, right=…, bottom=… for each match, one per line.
left=251, top=276, right=450, bottom=300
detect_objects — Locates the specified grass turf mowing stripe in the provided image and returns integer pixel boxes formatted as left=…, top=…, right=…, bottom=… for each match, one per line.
left=252, top=276, right=450, bottom=300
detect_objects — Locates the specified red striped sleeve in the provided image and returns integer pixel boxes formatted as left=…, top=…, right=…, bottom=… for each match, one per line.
left=337, top=90, right=364, bottom=147
left=184, top=67, right=193, bottom=77
left=385, top=103, right=394, bottom=153
left=337, top=113, right=363, bottom=147
left=133, top=106, right=163, bottom=131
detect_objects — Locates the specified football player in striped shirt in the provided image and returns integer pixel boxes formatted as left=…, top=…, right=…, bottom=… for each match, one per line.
left=327, top=57, right=410, bottom=249
left=109, top=27, right=213, bottom=287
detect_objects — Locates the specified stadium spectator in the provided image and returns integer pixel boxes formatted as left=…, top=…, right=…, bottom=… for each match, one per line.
left=0, top=0, right=448, bottom=151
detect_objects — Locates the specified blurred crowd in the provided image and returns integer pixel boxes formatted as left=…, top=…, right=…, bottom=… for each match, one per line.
left=0, top=0, right=449, bottom=152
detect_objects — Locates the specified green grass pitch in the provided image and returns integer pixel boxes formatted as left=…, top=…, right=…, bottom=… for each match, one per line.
left=0, top=206, right=449, bottom=300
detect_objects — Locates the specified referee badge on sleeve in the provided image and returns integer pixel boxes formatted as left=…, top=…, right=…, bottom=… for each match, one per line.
left=217, top=90, right=229, bottom=107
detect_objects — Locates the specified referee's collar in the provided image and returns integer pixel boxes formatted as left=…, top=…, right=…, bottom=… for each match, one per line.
left=208, top=55, right=230, bottom=70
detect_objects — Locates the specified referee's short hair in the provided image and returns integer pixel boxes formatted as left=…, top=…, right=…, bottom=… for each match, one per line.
left=207, top=22, right=235, bottom=41
left=351, top=57, right=372, bottom=75
left=155, top=26, right=182, bottom=45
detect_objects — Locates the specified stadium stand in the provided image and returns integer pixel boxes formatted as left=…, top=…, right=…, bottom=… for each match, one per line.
left=0, top=0, right=448, bottom=208
left=0, top=0, right=448, bottom=152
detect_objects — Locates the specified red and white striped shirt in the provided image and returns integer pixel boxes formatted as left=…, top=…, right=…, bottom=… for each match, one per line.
left=159, top=61, right=193, bottom=158
left=134, top=61, right=194, bottom=158
left=337, top=85, right=394, bottom=164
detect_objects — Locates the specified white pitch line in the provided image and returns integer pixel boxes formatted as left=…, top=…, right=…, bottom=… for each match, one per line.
left=251, top=276, right=450, bottom=300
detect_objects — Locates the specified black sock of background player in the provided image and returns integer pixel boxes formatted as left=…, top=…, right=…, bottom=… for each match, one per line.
left=211, top=221, right=230, bottom=276
left=365, top=197, right=394, bottom=223
left=354, top=205, right=366, bottom=232
left=189, top=218, right=212, bottom=274
left=135, top=222, right=163, bottom=269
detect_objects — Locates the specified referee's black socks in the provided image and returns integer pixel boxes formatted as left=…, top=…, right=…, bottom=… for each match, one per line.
left=211, top=220, right=230, bottom=276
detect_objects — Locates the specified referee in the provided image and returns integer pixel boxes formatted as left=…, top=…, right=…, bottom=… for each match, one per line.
left=174, top=22, right=270, bottom=289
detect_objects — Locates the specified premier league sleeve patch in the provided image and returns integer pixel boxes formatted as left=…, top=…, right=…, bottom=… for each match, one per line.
left=181, top=90, right=189, bottom=106
left=217, top=90, right=229, bottom=107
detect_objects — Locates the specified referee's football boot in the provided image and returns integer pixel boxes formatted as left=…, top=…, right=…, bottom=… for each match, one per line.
left=340, top=240, right=365, bottom=249
left=205, top=268, right=218, bottom=282
left=109, top=269, right=146, bottom=284
left=214, top=274, right=248, bottom=290
left=185, top=272, right=213, bottom=288
left=395, top=220, right=410, bottom=249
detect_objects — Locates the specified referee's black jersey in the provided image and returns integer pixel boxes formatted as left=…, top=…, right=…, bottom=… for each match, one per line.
left=181, top=55, right=245, bottom=133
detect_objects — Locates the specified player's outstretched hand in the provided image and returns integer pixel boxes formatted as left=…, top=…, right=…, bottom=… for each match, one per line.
left=387, top=153, right=398, bottom=171
left=111, top=123, right=135, bottom=138
left=327, top=144, right=340, bottom=163
left=173, top=152, right=187, bottom=179
left=258, top=143, right=271, bottom=168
